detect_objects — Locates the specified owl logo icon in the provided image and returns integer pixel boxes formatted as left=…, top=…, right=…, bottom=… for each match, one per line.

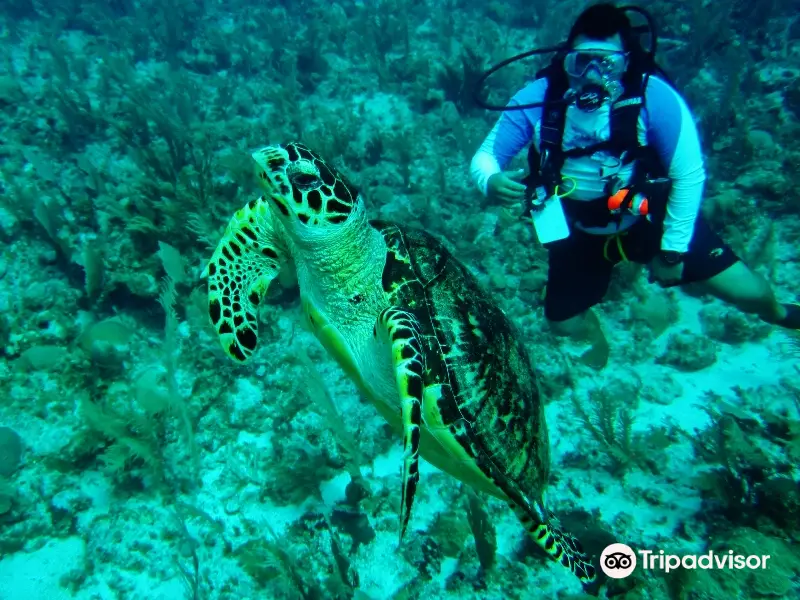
left=600, top=543, right=637, bottom=579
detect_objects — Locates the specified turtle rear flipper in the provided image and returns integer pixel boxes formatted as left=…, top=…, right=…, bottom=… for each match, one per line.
left=205, top=196, right=287, bottom=363
left=464, top=429, right=597, bottom=584
left=511, top=501, right=597, bottom=584
left=374, top=306, right=425, bottom=542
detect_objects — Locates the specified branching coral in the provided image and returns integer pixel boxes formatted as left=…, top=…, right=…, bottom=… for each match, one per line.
left=569, top=384, right=637, bottom=475
left=565, top=367, right=678, bottom=476
left=94, top=68, right=237, bottom=261
left=43, top=40, right=106, bottom=152
left=233, top=521, right=327, bottom=598
left=351, top=0, right=412, bottom=86
left=685, top=394, right=777, bottom=523
left=64, top=273, right=200, bottom=492
left=436, top=46, right=485, bottom=116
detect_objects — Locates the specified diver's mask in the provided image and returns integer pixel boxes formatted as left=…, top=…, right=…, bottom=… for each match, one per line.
left=564, top=41, right=629, bottom=112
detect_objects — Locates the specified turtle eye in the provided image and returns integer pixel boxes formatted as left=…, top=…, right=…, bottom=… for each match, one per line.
left=290, top=172, right=320, bottom=190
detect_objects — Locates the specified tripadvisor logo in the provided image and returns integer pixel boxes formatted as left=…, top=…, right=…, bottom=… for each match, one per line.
left=600, top=543, right=771, bottom=579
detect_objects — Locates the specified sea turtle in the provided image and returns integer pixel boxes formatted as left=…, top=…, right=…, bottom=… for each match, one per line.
left=204, top=142, right=596, bottom=584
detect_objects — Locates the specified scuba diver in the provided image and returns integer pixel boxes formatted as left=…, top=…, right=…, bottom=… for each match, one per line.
left=470, top=2, right=800, bottom=370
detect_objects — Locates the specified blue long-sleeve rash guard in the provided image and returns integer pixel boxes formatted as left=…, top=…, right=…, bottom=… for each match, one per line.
left=470, top=75, right=706, bottom=253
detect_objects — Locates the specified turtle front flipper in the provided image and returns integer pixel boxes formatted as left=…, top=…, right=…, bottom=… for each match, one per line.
left=204, top=196, right=287, bottom=363
left=511, top=501, right=597, bottom=584
left=374, top=306, right=425, bottom=542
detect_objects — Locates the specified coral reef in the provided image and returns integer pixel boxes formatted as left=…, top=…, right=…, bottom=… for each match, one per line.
left=0, top=0, right=799, bottom=598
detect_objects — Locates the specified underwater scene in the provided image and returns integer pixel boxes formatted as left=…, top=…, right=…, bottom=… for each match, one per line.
left=1, top=0, right=799, bottom=598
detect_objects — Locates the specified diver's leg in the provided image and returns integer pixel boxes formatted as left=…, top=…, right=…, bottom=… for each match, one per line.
left=697, top=262, right=793, bottom=325
left=679, top=215, right=797, bottom=327
left=549, top=307, right=607, bottom=340
left=544, top=233, right=613, bottom=370
left=548, top=309, right=610, bottom=370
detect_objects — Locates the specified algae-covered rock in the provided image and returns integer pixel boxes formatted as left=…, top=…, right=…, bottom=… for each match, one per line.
left=656, top=330, right=717, bottom=372
left=707, top=528, right=800, bottom=598
left=427, top=508, right=471, bottom=559
left=756, top=477, right=800, bottom=532
left=662, top=563, right=738, bottom=600
left=699, top=305, right=772, bottom=344
left=0, top=427, right=22, bottom=478
left=0, top=477, right=14, bottom=515
left=640, top=371, right=683, bottom=406
left=656, top=528, right=799, bottom=599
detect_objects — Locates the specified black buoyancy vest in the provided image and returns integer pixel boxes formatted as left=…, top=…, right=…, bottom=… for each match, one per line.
left=525, top=60, right=671, bottom=227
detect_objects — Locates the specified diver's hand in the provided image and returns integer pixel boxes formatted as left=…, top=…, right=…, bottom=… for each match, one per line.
left=648, top=256, right=684, bottom=287
left=487, top=169, right=527, bottom=207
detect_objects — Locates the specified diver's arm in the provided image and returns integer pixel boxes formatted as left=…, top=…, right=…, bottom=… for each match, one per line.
left=470, top=125, right=504, bottom=195
left=470, top=78, right=547, bottom=195
left=644, top=77, right=707, bottom=254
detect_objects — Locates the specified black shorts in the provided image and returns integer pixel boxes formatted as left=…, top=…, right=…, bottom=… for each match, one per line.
left=543, top=214, right=740, bottom=322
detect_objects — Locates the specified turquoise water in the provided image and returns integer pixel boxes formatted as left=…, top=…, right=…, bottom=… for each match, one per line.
left=0, top=1, right=798, bottom=598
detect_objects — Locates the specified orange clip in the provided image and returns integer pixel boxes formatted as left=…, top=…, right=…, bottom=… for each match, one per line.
left=607, top=188, right=630, bottom=211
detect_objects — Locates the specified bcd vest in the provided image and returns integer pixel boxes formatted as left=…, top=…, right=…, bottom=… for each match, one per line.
left=524, top=59, right=673, bottom=229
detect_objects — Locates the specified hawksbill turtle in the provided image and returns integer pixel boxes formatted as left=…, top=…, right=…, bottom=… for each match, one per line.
left=204, top=142, right=596, bottom=585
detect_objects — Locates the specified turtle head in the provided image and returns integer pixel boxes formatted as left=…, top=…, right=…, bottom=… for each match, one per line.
left=251, top=143, right=361, bottom=239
